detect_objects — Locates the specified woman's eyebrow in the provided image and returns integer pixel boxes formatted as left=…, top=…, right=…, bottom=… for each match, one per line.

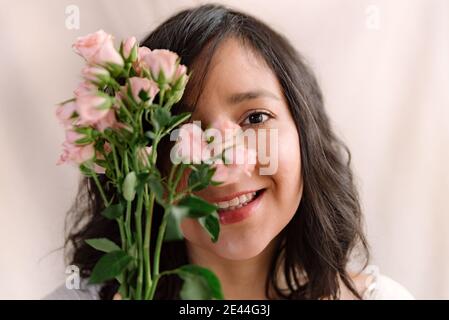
left=226, top=89, right=280, bottom=105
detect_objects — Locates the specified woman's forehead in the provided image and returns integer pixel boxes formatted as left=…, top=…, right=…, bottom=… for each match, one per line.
left=183, top=37, right=282, bottom=114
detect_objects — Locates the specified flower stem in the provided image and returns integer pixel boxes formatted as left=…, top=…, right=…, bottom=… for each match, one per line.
left=152, top=206, right=169, bottom=281
left=135, top=190, right=144, bottom=300
left=111, top=143, right=121, bottom=180
left=123, top=152, right=132, bottom=246
left=91, top=171, right=109, bottom=207
left=148, top=209, right=168, bottom=301
left=143, top=188, right=154, bottom=299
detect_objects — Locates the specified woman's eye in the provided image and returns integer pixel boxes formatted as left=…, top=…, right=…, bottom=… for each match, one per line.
left=242, top=112, right=271, bottom=125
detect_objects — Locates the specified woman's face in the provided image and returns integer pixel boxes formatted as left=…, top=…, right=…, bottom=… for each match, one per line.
left=180, top=37, right=303, bottom=260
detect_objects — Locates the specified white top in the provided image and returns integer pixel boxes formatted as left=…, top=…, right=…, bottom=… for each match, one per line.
left=44, top=265, right=414, bottom=300
left=360, top=265, right=414, bottom=300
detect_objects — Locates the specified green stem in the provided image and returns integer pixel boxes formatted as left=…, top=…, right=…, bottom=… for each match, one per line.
left=111, top=144, right=121, bottom=181
left=148, top=274, right=160, bottom=300
left=124, top=152, right=132, bottom=246
left=143, top=138, right=160, bottom=299
left=135, top=191, right=144, bottom=300
left=148, top=269, right=177, bottom=300
left=117, top=99, right=137, bottom=126
left=91, top=171, right=109, bottom=207
left=173, top=163, right=185, bottom=193
left=143, top=188, right=155, bottom=299
left=118, top=217, right=126, bottom=250
left=152, top=206, right=170, bottom=280
left=159, top=88, right=165, bottom=107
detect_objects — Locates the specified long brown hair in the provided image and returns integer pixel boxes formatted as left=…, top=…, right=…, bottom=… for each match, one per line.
left=65, top=4, right=369, bottom=300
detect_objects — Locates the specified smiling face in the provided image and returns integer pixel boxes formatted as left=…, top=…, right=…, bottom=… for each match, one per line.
left=179, top=37, right=303, bottom=260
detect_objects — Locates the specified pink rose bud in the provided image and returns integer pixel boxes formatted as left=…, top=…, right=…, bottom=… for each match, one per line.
left=172, top=64, right=188, bottom=86
left=76, top=93, right=112, bottom=124
left=128, top=77, right=160, bottom=103
left=55, top=101, right=77, bottom=127
left=133, top=47, right=152, bottom=74
left=57, top=142, right=95, bottom=165
left=81, top=66, right=109, bottom=83
left=74, top=81, right=96, bottom=97
left=123, top=36, right=137, bottom=60
left=92, top=163, right=106, bottom=174
left=72, top=29, right=123, bottom=66
left=141, top=49, right=179, bottom=82
left=103, top=142, right=112, bottom=153
left=137, top=47, right=152, bottom=60
left=137, top=146, right=153, bottom=167
left=65, top=130, right=85, bottom=144
left=95, top=108, right=118, bottom=132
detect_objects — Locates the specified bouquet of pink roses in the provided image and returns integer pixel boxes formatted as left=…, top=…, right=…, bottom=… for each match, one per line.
left=55, top=30, right=255, bottom=300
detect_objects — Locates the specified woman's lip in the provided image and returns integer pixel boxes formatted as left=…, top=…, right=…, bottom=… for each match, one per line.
left=205, top=189, right=261, bottom=203
left=218, top=189, right=265, bottom=225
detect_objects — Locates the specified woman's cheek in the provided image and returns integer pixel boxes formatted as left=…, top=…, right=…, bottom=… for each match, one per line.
left=272, top=125, right=303, bottom=219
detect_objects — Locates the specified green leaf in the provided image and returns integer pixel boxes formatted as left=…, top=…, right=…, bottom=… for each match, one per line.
left=198, top=211, right=220, bottom=243
left=135, top=171, right=150, bottom=195
left=188, top=164, right=216, bottom=191
left=145, top=131, right=156, bottom=140
left=166, top=112, right=191, bottom=131
left=148, top=175, right=164, bottom=204
left=74, top=136, right=94, bottom=145
left=178, top=195, right=217, bottom=216
left=123, top=171, right=137, bottom=201
left=101, top=203, right=124, bottom=219
left=177, top=195, right=220, bottom=243
left=178, top=265, right=224, bottom=300
left=79, top=163, right=94, bottom=177
left=164, top=206, right=189, bottom=242
left=85, top=238, right=121, bottom=253
left=88, top=250, right=133, bottom=284
left=152, top=108, right=171, bottom=130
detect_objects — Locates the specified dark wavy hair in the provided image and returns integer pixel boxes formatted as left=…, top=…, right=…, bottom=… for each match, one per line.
left=65, top=4, right=369, bottom=300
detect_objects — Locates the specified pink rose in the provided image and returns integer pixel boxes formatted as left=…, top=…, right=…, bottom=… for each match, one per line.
left=74, top=81, right=96, bottom=97
left=140, top=49, right=178, bottom=82
left=95, top=108, right=118, bottom=132
left=123, top=36, right=137, bottom=60
left=65, top=130, right=85, bottom=144
left=133, top=47, right=152, bottom=74
left=172, top=123, right=208, bottom=164
left=76, top=93, right=112, bottom=124
left=55, top=101, right=77, bottom=127
left=128, top=77, right=159, bottom=103
left=212, top=146, right=257, bottom=185
left=205, top=119, right=242, bottom=155
left=138, top=47, right=151, bottom=60
left=57, top=141, right=95, bottom=165
left=72, top=30, right=123, bottom=66
left=81, top=66, right=109, bottom=83
left=173, top=64, right=188, bottom=86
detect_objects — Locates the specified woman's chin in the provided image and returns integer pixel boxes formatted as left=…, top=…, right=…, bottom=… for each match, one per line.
left=209, top=238, right=266, bottom=260
left=182, top=218, right=274, bottom=260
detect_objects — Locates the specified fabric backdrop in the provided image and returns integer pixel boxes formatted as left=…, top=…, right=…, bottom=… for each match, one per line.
left=0, top=0, right=447, bottom=299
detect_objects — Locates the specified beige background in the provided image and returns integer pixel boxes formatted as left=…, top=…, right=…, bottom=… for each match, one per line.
left=0, top=0, right=448, bottom=299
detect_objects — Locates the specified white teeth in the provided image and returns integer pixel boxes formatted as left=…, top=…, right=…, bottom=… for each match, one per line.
left=214, top=191, right=258, bottom=211
left=217, top=202, right=228, bottom=209
left=229, top=197, right=240, bottom=206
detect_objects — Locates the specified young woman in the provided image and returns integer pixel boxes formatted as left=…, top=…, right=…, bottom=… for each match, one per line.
left=46, top=4, right=413, bottom=300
